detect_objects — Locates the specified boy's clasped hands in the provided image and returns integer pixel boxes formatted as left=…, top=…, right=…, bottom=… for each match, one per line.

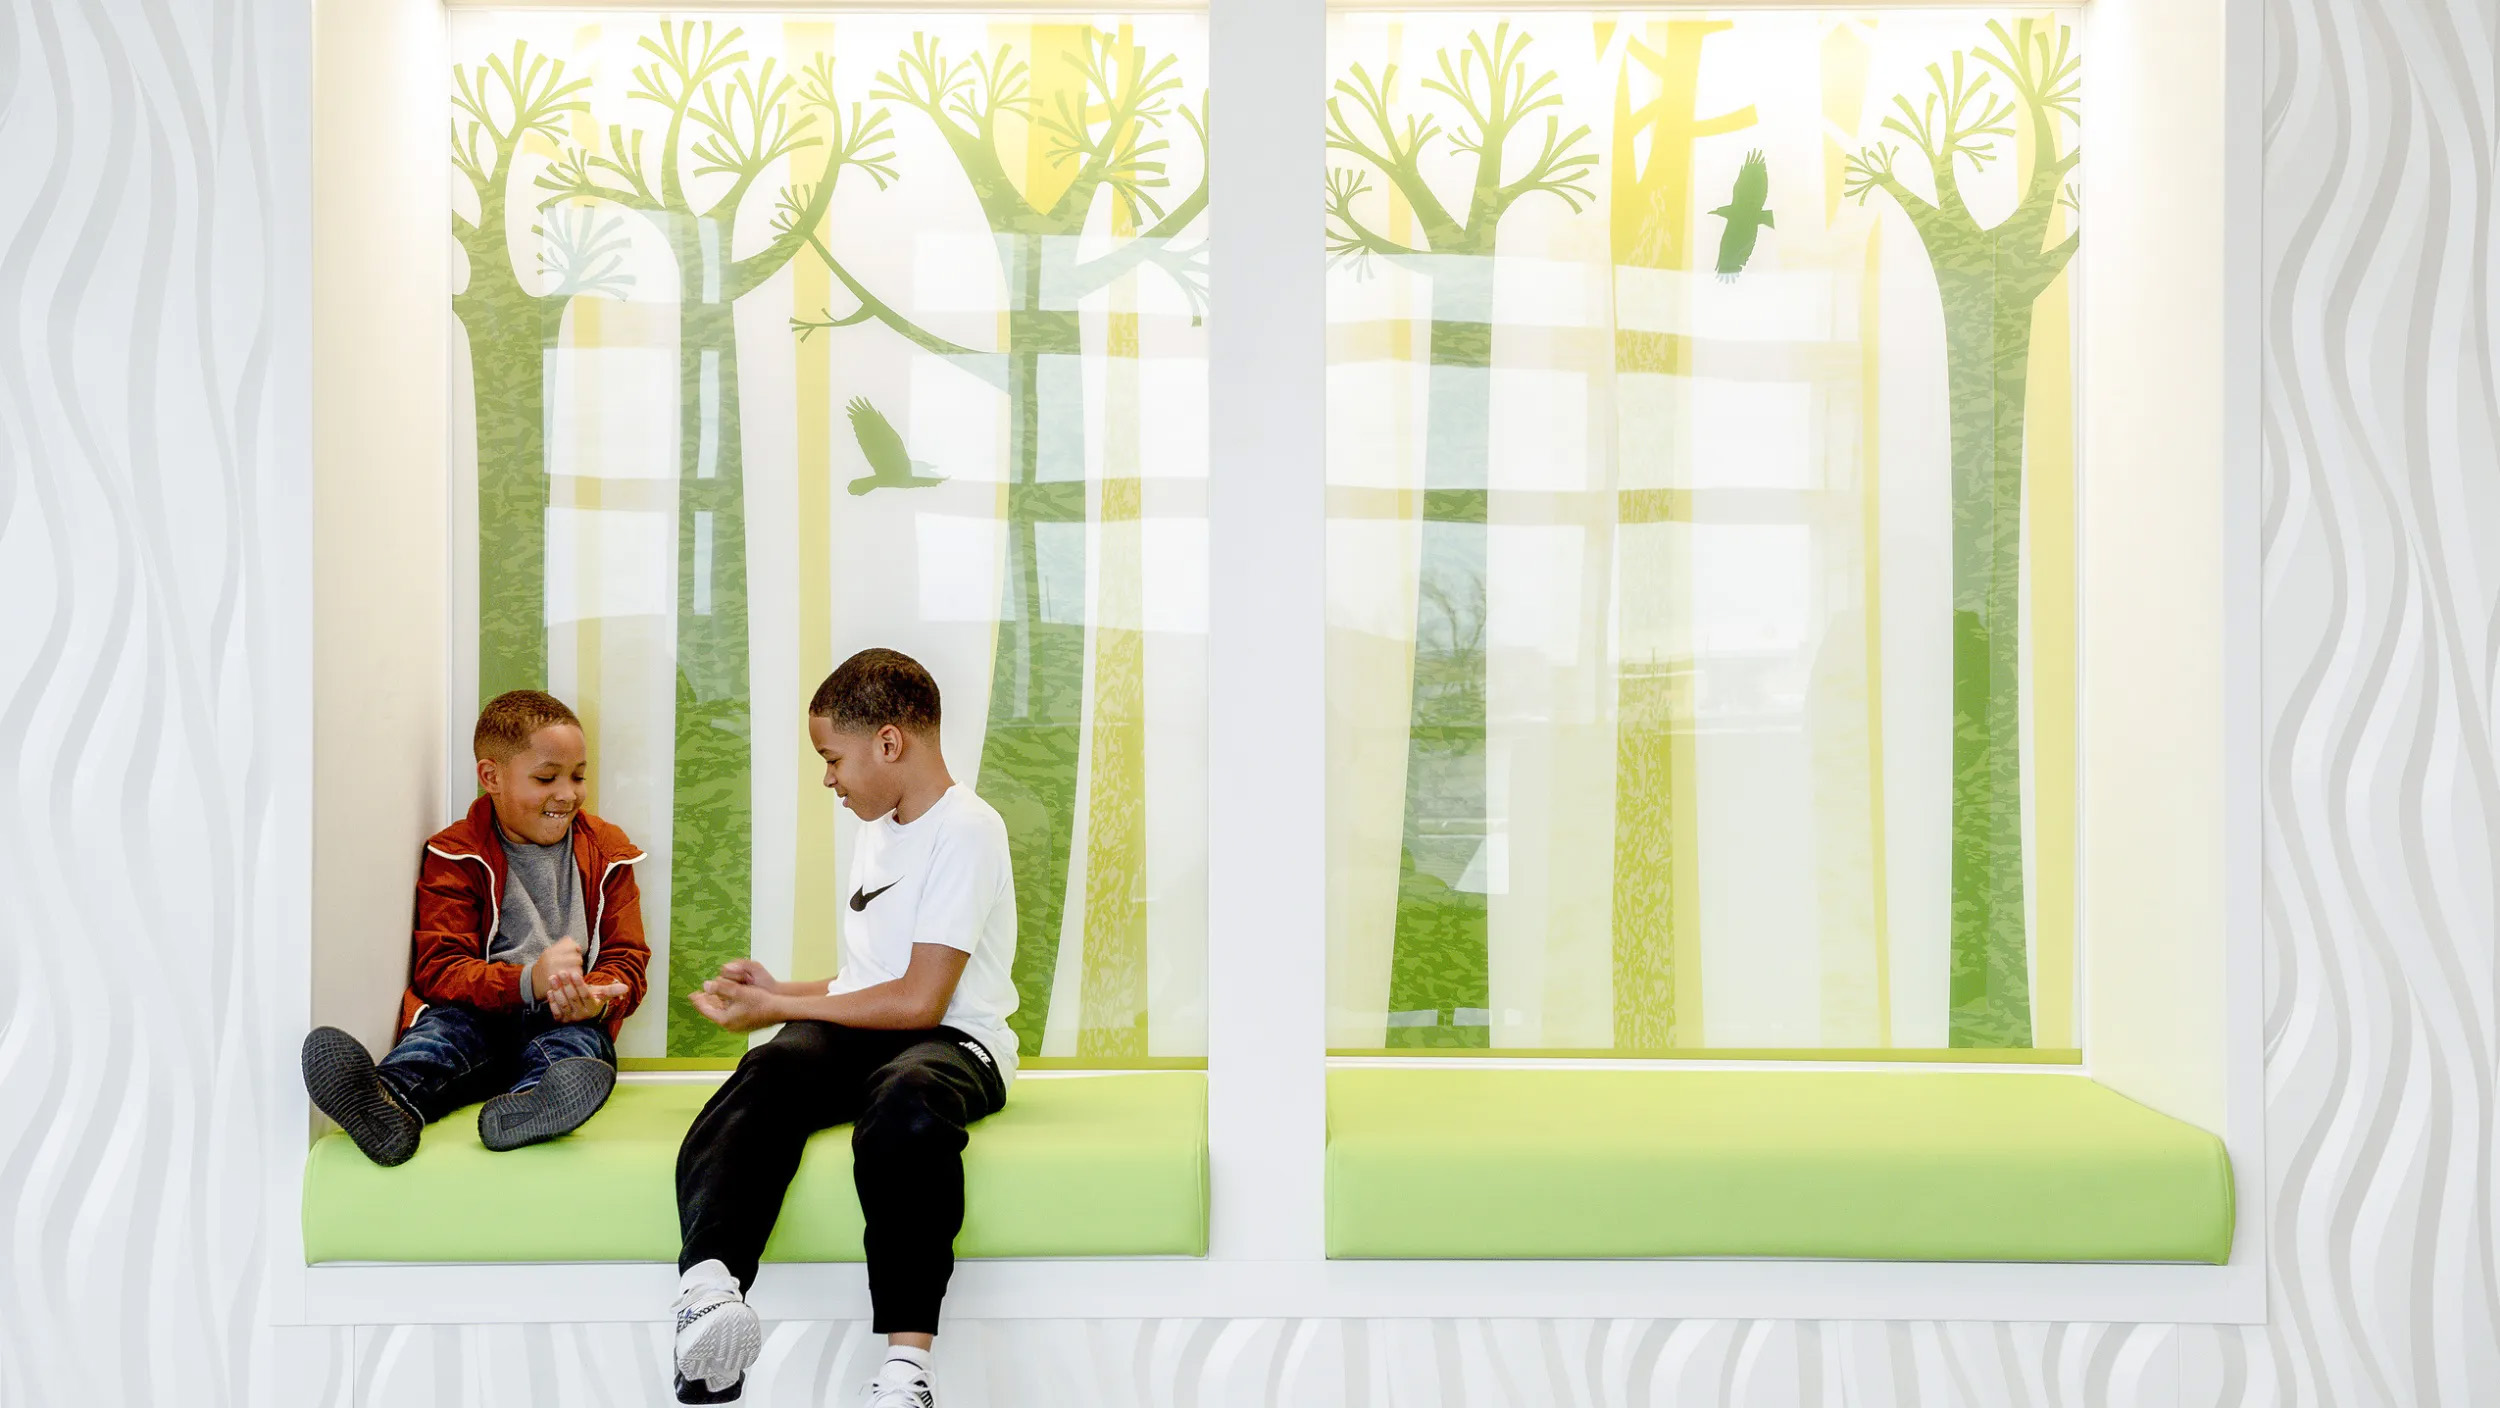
left=533, top=938, right=629, bottom=1023
left=690, top=958, right=795, bottom=1033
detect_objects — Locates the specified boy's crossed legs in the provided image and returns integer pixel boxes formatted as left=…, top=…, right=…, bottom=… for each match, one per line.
left=672, top=1019, right=1005, bottom=1404
left=303, top=1004, right=618, bottom=1164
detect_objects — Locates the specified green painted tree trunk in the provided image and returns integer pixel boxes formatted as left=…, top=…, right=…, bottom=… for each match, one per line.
left=455, top=178, right=563, bottom=706
left=1387, top=290, right=1494, bottom=1048
left=1941, top=273, right=2034, bottom=1049
left=1847, top=20, right=2078, bottom=1051
left=983, top=232, right=1088, bottom=1058
left=664, top=270, right=755, bottom=1059
left=461, top=301, right=563, bottom=705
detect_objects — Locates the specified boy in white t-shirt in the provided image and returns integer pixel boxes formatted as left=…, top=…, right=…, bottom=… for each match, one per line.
left=668, top=649, right=1019, bottom=1407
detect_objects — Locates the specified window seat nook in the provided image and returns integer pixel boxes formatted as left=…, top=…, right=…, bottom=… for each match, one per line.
left=1325, top=1068, right=2233, bottom=1264
left=302, top=1072, right=1207, bottom=1264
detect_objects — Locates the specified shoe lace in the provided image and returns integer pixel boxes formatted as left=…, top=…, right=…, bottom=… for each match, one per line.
left=672, top=1287, right=736, bottom=1333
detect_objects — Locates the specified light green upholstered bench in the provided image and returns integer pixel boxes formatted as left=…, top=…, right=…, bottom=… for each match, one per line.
left=1327, top=1068, right=2233, bottom=1263
left=304, top=1072, right=1206, bottom=1263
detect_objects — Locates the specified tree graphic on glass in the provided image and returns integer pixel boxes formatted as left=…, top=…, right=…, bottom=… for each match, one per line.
left=1325, top=25, right=1596, bottom=1046
left=538, top=22, right=895, bottom=1056
left=1606, top=19, right=1753, bottom=1051
left=792, top=29, right=1207, bottom=1056
left=450, top=45, right=635, bottom=705
left=1845, top=19, right=2079, bottom=1048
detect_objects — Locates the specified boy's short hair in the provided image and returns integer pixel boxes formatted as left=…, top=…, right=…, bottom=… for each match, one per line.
left=810, top=649, right=942, bottom=738
left=474, top=690, right=582, bottom=762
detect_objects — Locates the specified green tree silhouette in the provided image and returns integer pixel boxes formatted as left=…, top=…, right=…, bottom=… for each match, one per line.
left=792, top=28, right=1207, bottom=1057
left=451, top=44, right=630, bottom=704
left=539, top=21, right=894, bottom=1055
left=1324, top=24, right=1596, bottom=1047
left=1845, top=19, right=2079, bottom=1048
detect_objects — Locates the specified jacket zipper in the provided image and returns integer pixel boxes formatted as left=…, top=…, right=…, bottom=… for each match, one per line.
left=421, top=844, right=500, bottom=1016
left=427, top=845, right=501, bottom=919
left=429, top=840, right=642, bottom=1009
left=584, top=851, right=644, bottom=970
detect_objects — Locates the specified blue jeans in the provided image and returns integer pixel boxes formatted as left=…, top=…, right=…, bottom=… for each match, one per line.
left=376, top=1002, right=616, bottom=1123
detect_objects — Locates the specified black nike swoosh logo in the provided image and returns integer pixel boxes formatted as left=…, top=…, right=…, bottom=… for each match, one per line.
left=850, top=880, right=900, bottom=911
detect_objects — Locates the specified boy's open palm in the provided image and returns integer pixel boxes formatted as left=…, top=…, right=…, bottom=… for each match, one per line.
left=546, top=966, right=627, bottom=1024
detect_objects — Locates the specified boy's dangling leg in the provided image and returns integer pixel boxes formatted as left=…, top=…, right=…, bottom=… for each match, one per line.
left=673, top=1021, right=885, bottom=1403
left=480, top=1016, right=616, bottom=1152
left=853, top=1037, right=1005, bottom=1408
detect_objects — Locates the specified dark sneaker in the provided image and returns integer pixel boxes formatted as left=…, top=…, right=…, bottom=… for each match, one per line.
left=302, top=1026, right=422, bottom=1167
left=477, top=1056, right=615, bottom=1152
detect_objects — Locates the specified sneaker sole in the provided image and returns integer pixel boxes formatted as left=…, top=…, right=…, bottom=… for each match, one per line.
left=676, top=1298, right=762, bottom=1394
left=478, top=1057, right=616, bottom=1152
left=302, top=1027, right=421, bottom=1167
left=674, top=1371, right=744, bottom=1405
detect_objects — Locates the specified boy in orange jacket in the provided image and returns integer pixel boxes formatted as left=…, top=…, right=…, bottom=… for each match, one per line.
left=301, top=690, right=650, bottom=1164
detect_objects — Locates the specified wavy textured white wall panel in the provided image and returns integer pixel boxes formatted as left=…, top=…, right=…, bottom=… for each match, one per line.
left=5, top=0, right=2498, bottom=1400
left=0, top=1, right=312, bottom=1407
left=2228, top=0, right=2500, bottom=1403
left=329, top=1320, right=2212, bottom=1406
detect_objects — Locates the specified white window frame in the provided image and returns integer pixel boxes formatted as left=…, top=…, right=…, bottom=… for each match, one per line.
left=274, top=0, right=2266, bottom=1329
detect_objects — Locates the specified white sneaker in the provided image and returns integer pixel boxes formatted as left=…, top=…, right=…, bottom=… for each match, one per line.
left=864, top=1364, right=936, bottom=1408
left=672, top=1265, right=761, bottom=1395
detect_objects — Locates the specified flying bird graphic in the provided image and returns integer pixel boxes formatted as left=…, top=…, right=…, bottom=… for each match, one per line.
left=845, top=397, right=948, bottom=496
left=1709, top=151, right=1774, bottom=282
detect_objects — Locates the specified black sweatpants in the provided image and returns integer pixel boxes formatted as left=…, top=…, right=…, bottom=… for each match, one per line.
left=676, top=1019, right=1006, bottom=1334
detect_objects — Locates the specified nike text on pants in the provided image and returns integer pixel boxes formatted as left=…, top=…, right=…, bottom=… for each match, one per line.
left=676, top=1019, right=1007, bottom=1334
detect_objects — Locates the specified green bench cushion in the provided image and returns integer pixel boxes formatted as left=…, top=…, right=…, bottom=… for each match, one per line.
left=304, top=1072, right=1206, bottom=1263
left=1326, top=1068, right=2233, bottom=1263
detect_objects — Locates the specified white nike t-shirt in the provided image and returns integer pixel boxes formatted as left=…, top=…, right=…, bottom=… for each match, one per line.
left=831, top=785, right=1021, bottom=1082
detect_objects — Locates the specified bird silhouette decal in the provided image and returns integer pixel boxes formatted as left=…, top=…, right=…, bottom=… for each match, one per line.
left=845, top=397, right=947, bottom=496
left=1710, top=151, right=1774, bottom=282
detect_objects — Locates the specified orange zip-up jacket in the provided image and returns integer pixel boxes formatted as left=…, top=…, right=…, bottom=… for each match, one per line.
left=399, top=795, right=650, bottom=1042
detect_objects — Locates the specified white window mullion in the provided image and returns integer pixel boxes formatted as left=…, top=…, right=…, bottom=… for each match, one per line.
left=1206, top=0, right=1328, bottom=1263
